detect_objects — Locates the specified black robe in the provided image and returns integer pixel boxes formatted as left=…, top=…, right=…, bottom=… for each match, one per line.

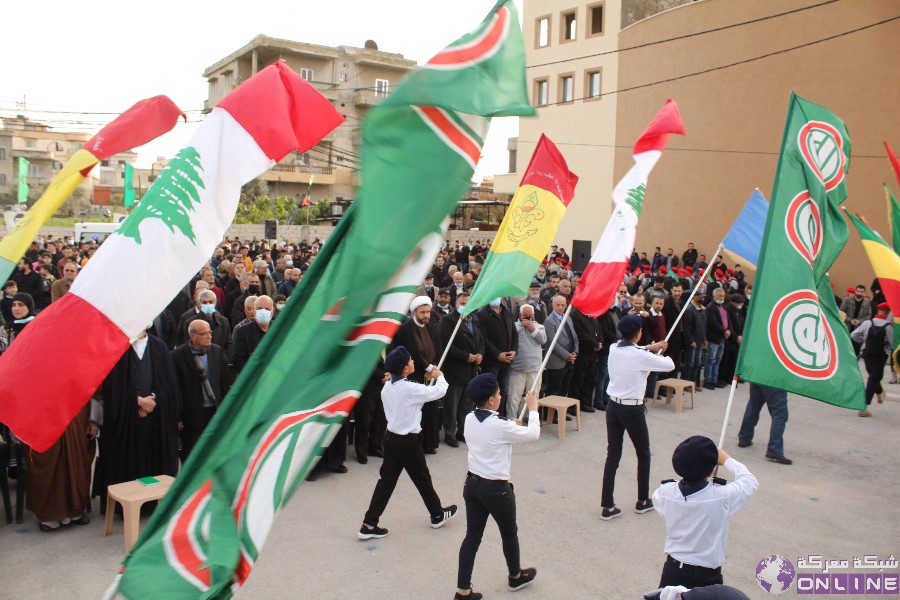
left=95, top=334, right=180, bottom=503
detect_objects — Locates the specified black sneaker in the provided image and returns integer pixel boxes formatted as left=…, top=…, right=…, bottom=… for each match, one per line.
left=581, top=404, right=596, bottom=413
left=635, top=499, right=654, bottom=514
left=766, top=454, right=793, bottom=465
left=508, top=567, right=537, bottom=591
left=737, top=440, right=752, bottom=448
left=600, top=507, right=622, bottom=521
left=358, top=523, right=389, bottom=540
left=454, top=591, right=483, bottom=600
left=431, top=505, right=458, bottom=529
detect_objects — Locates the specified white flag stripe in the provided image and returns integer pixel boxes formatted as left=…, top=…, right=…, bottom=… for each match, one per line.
left=72, top=109, right=272, bottom=338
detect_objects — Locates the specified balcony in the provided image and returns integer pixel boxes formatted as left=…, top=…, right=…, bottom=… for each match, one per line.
left=354, top=90, right=389, bottom=107
left=259, top=163, right=336, bottom=185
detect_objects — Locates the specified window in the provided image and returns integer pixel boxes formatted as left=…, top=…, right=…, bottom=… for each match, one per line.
left=0, top=148, right=5, bottom=160
left=536, top=16, right=550, bottom=48
left=101, top=171, right=115, bottom=185
left=585, top=69, right=602, bottom=99
left=339, top=73, right=348, bottom=82
left=375, top=79, right=390, bottom=96
left=101, top=159, right=110, bottom=167
left=508, top=147, right=517, bottom=174
left=209, top=78, right=218, bottom=93
left=562, top=10, right=576, bottom=42
left=25, top=139, right=36, bottom=148
left=559, top=74, right=574, bottom=103
left=223, top=70, right=233, bottom=88
left=0, top=174, right=6, bottom=186
left=588, top=3, right=604, bottom=36
left=299, top=68, right=314, bottom=81
left=28, top=163, right=39, bottom=177
left=534, top=78, right=549, bottom=107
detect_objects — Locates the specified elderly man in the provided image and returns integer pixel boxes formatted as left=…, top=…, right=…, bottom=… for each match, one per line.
left=515, top=280, right=549, bottom=324
left=450, top=270, right=467, bottom=306
left=230, top=274, right=261, bottom=327
left=231, top=295, right=257, bottom=335
left=390, top=296, right=444, bottom=454
left=183, top=290, right=232, bottom=356
left=253, top=259, right=277, bottom=298
left=508, top=304, right=547, bottom=418
left=703, top=288, right=731, bottom=390
left=438, top=292, right=484, bottom=447
left=172, top=319, right=232, bottom=461
left=177, top=281, right=211, bottom=340
left=277, top=268, right=302, bottom=297
left=543, top=295, right=578, bottom=400
left=231, top=295, right=273, bottom=374
left=50, top=262, right=78, bottom=303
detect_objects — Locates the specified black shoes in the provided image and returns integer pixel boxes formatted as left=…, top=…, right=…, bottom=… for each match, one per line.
left=635, top=499, right=654, bottom=514
left=328, top=465, right=348, bottom=474
left=358, top=523, right=389, bottom=540
left=508, top=567, right=537, bottom=591
left=431, top=505, right=458, bottom=529
left=369, top=449, right=385, bottom=459
left=455, top=433, right=466, bottom=443
left=715, top=382, right=728, bottom=388
left=424, top=448, right=437, bottom=455
left=601, top=507, right=622, bottom=521
left=454, top=591, right=483, bottom=600
left=445, top=436, right=460, bottom=448
left=737, top=440, right=752, bottom=448
left=357, top=455, right=368, bottom=464
left=581, top=404, right=596, bottom=413
left=703, top=383, right=717, bottom=390
left=766, top=454, right=793, bottom=465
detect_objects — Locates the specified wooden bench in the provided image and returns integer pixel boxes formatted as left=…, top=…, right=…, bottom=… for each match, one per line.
left=653, top=378, right=696, bottom=413
left=104, top=475, right=175, bottom=552
left=537, top=395, right=581, bottom=439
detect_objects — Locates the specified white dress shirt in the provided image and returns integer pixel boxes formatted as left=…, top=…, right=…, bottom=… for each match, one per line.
left=606, top=341, right=674, bottom=401
left=464, top=408, right=540, bottom=481
left=651, top=457, right=759, bottom=568
left=382, top=375, right=449, bottom=435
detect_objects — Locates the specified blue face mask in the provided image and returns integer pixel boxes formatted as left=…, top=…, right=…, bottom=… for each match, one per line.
left=255, top=309, right=272, bottom=325
left=285, top=260, right=293, bottom=267
left=489, top=298, right=501, bottom=308
left=200, top=304, right=216, bottom=315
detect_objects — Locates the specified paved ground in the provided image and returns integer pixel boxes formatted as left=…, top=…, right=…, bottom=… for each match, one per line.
left=2, top=376, right=899, bottom=599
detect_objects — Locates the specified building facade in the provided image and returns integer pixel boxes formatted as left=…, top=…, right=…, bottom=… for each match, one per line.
left=203, top=35, right=417, bottom=206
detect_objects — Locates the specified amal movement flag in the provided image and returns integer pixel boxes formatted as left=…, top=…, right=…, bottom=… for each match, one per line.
left=0, top=96, right=184, bottom=284
left=571, top=99, right=685, bottom=316
left=464, top=134, right=577, bottom=314
left=0, top=62, right=344, bottom=452
left=115, top=2, right=534, bottom=598
left=736, top=93, right=864, bottom=409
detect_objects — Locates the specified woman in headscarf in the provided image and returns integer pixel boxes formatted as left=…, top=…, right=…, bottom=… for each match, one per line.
left=0, top=292, right=35, bottom=353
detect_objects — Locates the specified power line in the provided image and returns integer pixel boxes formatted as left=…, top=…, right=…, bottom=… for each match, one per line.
left=537, top=16, right=899, bottom=107
left=517, top=140, right=888, bottom=159
left=527, top=0, right=841, bottom=69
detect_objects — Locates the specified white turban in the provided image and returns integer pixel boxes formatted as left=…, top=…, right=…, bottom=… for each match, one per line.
left=410, top=296, right=433, bottom=311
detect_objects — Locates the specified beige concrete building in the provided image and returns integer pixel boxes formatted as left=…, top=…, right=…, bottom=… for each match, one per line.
left=0, top=116, right=94, bottom=207
left=495, top=0, right=623, bottom=267
left=613, top=0, right=900, bottom=289
left=203, top=35, right=416, bottom=206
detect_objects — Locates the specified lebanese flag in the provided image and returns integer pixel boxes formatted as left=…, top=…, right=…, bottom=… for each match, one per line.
left=571, top=99, right=685, bottom=317
left=0, top=61, right=343, bottom=451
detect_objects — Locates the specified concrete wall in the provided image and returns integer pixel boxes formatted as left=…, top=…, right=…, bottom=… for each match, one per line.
left=614, top=0, right=900, bottom=289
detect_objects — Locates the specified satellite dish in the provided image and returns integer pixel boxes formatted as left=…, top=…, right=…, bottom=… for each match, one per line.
left=364, top=39, right=378, bottom=50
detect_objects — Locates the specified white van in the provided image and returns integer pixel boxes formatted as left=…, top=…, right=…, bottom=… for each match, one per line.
left=74, top=222, right=124, bottom=243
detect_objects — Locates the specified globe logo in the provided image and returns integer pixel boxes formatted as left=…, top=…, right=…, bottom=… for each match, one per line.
left=756, top=555, right=796, bottom=594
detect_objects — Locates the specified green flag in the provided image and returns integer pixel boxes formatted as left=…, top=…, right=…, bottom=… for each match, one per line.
left=17, top=157, right=28, bottom=203
left=124, top=163, right=135, bottom=207
left=115, top=2, right=534, bottom=598
left=736, top=93, right=863, bottom=410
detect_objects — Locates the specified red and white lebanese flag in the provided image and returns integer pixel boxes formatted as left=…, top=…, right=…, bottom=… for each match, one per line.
left=571, top=99, right=685, bottom=317
left=0, top=61, right=343, bottom=451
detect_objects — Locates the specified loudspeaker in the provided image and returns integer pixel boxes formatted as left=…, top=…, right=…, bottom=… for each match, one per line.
left=264, top=219, right=278, bottom=240
left=572, top=239, right=592, bottom=273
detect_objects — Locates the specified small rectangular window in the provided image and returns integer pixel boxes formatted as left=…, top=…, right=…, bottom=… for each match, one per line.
left=375, top=79, right=390, bottom=96
left=28, top=163, right=39, bottom=177
left=562, top=11, right=576, bottom=41
left=585, top=70, right=602, bottom=99
left=536, top=16, right=550, bottom=48
left=25, top=139, right=36, bottom=148
left=339, top=73, right=348, bottom=82
left=588, top=3, right=604, bottom=36
left=299, top=68, right=314, bottom=81
left=534, top=79, right=549, bottom=107
left=560, top=75, right=574, bottom=103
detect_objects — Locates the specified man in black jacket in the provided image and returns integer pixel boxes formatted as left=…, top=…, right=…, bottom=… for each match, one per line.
left=661, top=281, right=686, bottom=380
left=569, top=306, right=602, bottom=413
left=171, top=319, right=232, bottom=461
left=719, top=294, right=746, bottom=384
left=703, top=288, right=731, bottom=389
left=477, top=299, right=518, bottom=417
left=438, top=292, right=484, bottom=447
left=390, top=296, right=444, bottom=454
left=181, top=290, right=233, bottom=364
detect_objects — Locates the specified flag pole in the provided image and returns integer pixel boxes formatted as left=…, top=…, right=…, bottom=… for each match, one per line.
left=518, top=303, right=574, bottom=419
left=660, top=243, right=724, bottom=345
left=435, top=317, right=463, bottom=371
left=717, top=376, right=739, bottom=447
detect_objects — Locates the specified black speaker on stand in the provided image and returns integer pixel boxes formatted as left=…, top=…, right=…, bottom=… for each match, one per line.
left=571, top=239, right=592, bottom=274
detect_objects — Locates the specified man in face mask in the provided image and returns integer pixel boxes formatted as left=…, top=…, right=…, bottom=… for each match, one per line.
left=231, top=274, right=261, bottom=328
left=477, top=297, right=518, bottom=417
left=438, top=292, right=484, bottom=448
left=431, top=288, right=452, bottom=325
left=231, top=295, right=273, bottom=374
left=703, top=288, right=731, bottom=390
left=417, top=274, right=438, bottom=304
left=182, top=290, right=232, bottom=356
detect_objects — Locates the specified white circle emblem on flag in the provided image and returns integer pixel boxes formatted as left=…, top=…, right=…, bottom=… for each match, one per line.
left=768, top=290, right=838, bottom=380
left=784, top=190, right=822, bottom=267
left=797, top=121, right=845, bottom=192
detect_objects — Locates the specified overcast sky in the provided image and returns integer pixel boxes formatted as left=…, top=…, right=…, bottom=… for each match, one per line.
left=0, top=0, right=520, bottom=179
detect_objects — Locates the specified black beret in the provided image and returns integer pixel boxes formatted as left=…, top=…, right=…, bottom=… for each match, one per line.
left=529, top=279, right=542, bottom=288
left=672, top=435, right=719, bottom=481
left=385, top=346, right=411, bottom=375
left=617, top=314, right=643, bottom=336
left=467, top=373, right=499, bottom=403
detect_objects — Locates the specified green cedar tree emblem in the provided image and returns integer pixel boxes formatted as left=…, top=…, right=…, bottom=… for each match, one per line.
left=624, top=183, right=645, bottom=217
left=118, top=146, right=205, bottom=245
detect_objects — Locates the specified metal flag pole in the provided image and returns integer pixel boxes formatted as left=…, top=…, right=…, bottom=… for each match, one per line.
left=434, top=317, right=463, bottom=372
left=718, top=377, right=739, bottom=448
left=518, top=303, right=574, bottom=420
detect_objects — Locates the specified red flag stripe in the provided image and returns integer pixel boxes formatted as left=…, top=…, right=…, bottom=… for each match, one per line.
left=414, top=106, right=482, bottom=170
left=344, top=318, right=401, bottom=345
left=427, top=6, right=510, bottom=67
left=571, top=260, right=627, bottom=316
left=163, top=480, right=213, bottom=591
left=885, top=141, right=900, bottom=191
left=633, top=99, right=685, bottom=154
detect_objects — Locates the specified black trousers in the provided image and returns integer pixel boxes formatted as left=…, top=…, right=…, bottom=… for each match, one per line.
left=544, top=364, right=573, bottom=398
left=363, top=431, right=442, bottom=526
left=442, top=383, right=471, bottom=440
left=863, top=352, right=888, bottom=405
left=457, top=474, right=520, bottom=589
left=570, top=353, right=598, bottom=406
left=659, top=556, right=723, bottom=589
left=421, top=401, right=441, bottom=452
left=353, top=391, right=386, bottom=459
left=601, top=401, right=651, bottom=508
left=180, top=406, right=216, bottom=463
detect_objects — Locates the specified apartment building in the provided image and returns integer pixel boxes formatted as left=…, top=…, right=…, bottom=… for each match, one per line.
left=203, top=35, right=416, bottom=205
